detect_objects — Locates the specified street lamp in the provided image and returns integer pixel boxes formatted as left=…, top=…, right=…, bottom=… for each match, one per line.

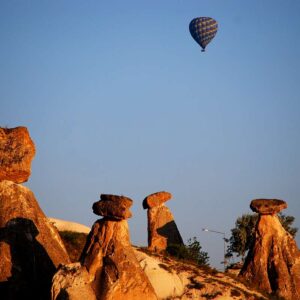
left=202, top=228, right=226, bottom=272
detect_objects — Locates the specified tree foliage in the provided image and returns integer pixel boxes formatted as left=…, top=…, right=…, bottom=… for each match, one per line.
left=226, top=213, right=298, bottom=260
left=167, top=237, right=209, bottom=266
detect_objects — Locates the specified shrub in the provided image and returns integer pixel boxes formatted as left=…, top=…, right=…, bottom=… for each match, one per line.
left=59, top=231, right=88, bottom=262
left=167, top=237, right=209, bottom=266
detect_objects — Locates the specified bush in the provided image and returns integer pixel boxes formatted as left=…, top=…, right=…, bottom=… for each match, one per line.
left=59, top=231, right=88, bottom=262
left=167, top=237, right=209, bottom=266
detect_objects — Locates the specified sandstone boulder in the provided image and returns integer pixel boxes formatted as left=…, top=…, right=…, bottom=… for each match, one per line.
left=0, top=126, right=35, bottom=183
left=0, top=180, right=70, bottom=299
left=239, top=199, right=300, bottom=300
left=250, top=198, right=287, bottom=215
left=51, top=263, right=96, bottom=300
left=143, top=191, right=172, bottom=209
left=92, top=194, right=132, bottom=220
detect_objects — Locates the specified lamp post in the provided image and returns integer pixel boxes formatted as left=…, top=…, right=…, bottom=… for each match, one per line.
left=202, top=228, right=226, bottom=272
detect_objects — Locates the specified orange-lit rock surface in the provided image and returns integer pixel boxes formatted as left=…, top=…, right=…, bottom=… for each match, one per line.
left=92, top=194, right=132, bottom=220
left=143, top=191, right=183, bottom=252
left=53, top=194, right=157, bottom=300
left=240, top=199, right=300, bottom=300
left=143, top=191, right=172, bottom=209
left=0, top=127, right=35, bottom=183
left=250, top=198, right=287, bottom=215
left=81, top=219, right=158, bottom=300
left=0, top=180, right=70, bottom=299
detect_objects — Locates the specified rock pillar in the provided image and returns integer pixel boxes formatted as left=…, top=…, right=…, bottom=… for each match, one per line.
left=52, top=194, right=158, bottom=300
left=239, top=199, right=300, bottom=300
left=143, top=191, right=183, bottom=252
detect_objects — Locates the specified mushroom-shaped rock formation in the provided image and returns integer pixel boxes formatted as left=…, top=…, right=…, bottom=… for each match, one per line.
left=250, top=198, right=287, bottom=215
left=92, top=194, right=132, bottom=220
left=239, top=199, right=300, bottom=300
left=143, top=191, right=183, bottom=252
left=0, top=126, right=35, bottom=183
left=52, top=194, right=158, bottom=300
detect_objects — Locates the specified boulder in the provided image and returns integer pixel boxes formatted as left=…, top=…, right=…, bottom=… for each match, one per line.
left=0, top=180, right=70, bottom=299
left=143, top=191, right=172, bottom=209
left=51, top=263, right=96, bottom=300
left=250, top=198, right=287, bottom=215
left=80, top=219, right=158, bottom=300
left=0, top=126, right=35, bottom=183
left=92, top=194, right=132, bottom=220
left=239, top=199, right=300, bottom=300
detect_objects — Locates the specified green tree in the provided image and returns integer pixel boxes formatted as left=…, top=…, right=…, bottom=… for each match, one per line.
left=167, top=237, right=209, bottom=266
left=226, top=213, right=298, bottom=261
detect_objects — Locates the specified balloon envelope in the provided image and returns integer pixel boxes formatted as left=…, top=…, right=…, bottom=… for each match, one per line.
left=189, top=17, right=218, bottom=51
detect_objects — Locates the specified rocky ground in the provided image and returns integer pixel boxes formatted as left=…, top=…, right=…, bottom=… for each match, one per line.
left=53, top=219, right=271, bottom=300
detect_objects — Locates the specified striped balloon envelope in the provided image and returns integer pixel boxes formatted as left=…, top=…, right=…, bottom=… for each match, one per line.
left=189, top=17, right=218, bottom=52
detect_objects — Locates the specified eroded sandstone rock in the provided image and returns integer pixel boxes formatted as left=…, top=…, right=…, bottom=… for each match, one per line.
left=144, top=192, right=183, bottom=252
left=92, top=194, right=132, bottom=220
left=81, top=219, right=158, bottom=300
left=0, top=127, right=35, bottom=183
left=134, top=248, right=185, bottom=299
left=250, top=198, right=287, bottom=215
left=53, top=194, right=158, bottom=300
left=143, top=191, right=172, bottom=209
left=51, top=263, right=96, bottom=300
left=0, top=180, right=70, bottom=299
left=239, top=199, right=300, bottom=300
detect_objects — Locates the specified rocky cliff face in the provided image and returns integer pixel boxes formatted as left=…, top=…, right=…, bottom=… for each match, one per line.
left=0, top=127, right=35, bottom=183
left=239, top=199, right=300, bottom=300
left=143, top=191, right=183, bottom=252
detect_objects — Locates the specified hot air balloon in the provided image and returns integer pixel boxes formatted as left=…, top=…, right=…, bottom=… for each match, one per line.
left=189, top=17, right=218, bottom=52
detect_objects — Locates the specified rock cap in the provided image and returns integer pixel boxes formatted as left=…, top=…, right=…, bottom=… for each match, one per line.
left=0, top=126, right=35, bottom=183
left=143, top=191, right=172, bottom=209
left=92, top=194, right=133, bottom=220
left=250, top=199, right=287, bottom=215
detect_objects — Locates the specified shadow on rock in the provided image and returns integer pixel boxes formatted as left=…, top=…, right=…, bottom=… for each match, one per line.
left=0, top=217, right=56, bottom=300
left=157, top=220, right=183, bottom=246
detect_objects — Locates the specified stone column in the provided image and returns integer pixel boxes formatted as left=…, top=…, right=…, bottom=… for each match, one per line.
left=239, top=199, right=300, bottom=300
left=80, top=194, right=158, bottom=300
left=143, top=191, right=183, bottom=252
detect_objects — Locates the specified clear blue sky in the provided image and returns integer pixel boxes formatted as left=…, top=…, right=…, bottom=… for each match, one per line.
left=1, top=1, right=300, bottom=269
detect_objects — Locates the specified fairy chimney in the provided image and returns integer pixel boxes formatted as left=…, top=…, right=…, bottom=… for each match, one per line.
left=143, top=191, right=183, bottom=252
left=239, top=199, right=300, bottom=300
left=52, top=194, right=158, bottom=300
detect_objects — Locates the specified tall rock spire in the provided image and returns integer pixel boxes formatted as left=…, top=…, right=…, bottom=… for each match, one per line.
left=239, top=199, right=300, bottom=300
left=143, top=191, right=183, bottom=252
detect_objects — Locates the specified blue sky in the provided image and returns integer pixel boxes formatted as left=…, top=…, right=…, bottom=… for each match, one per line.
left=1, top=0, right=300, bottom=269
